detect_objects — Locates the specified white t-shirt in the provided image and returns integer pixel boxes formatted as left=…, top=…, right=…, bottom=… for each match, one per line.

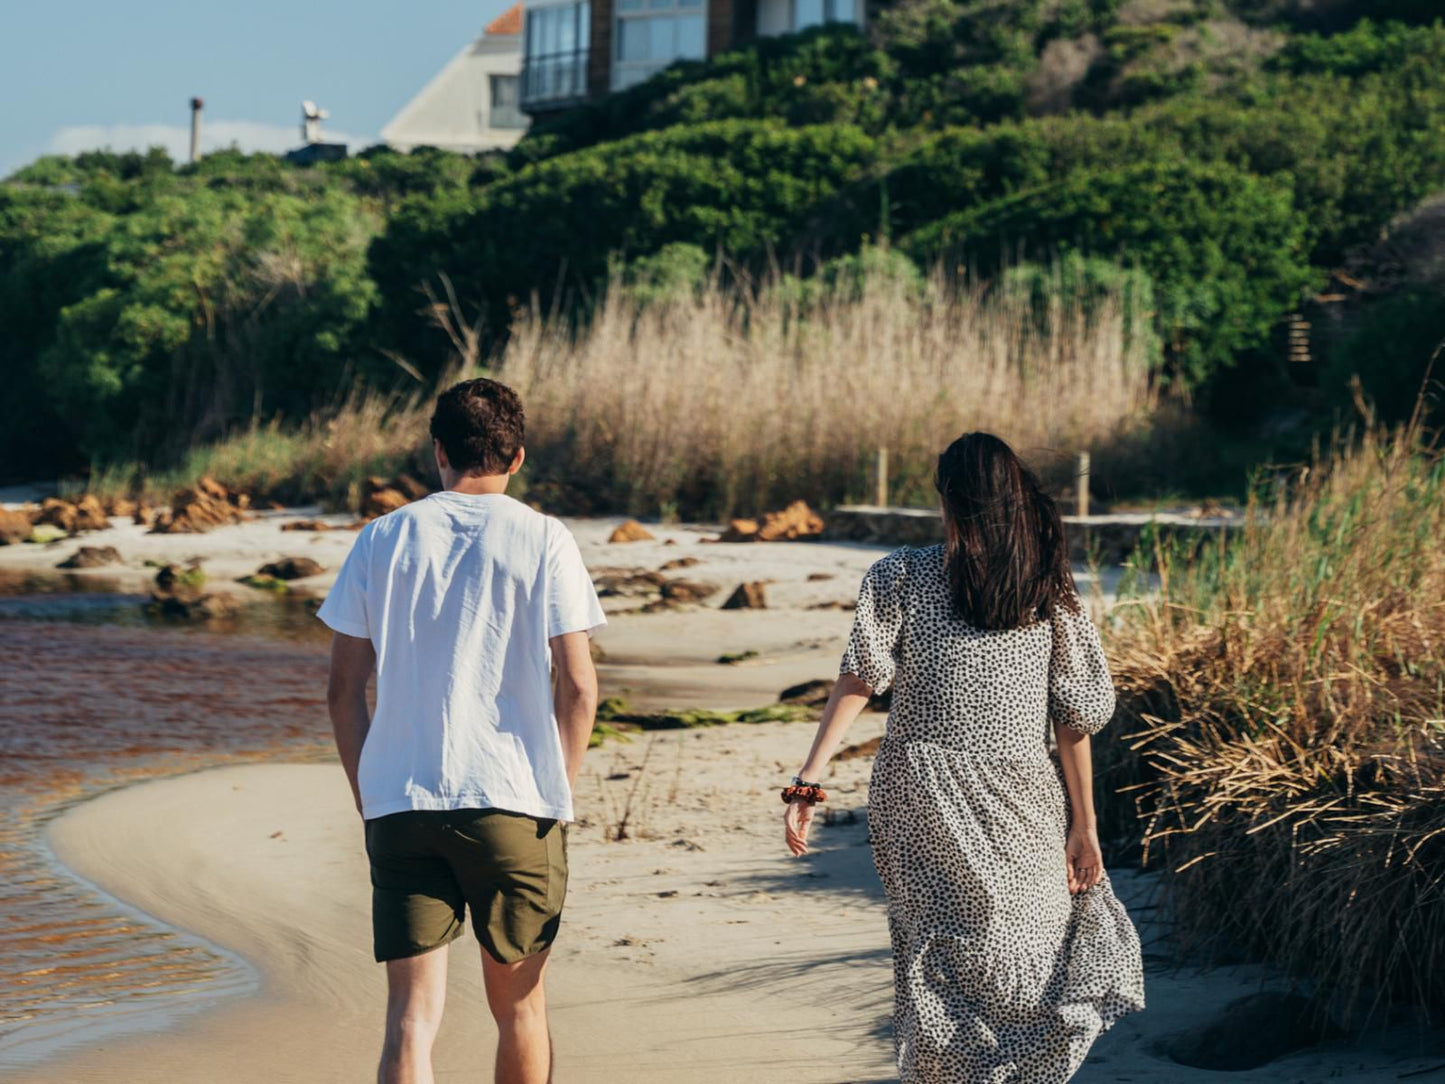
left=316, top=491, right=605, bottom=822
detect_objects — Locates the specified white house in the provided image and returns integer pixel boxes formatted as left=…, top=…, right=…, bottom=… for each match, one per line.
left=382, top=4, right=528, bottom=153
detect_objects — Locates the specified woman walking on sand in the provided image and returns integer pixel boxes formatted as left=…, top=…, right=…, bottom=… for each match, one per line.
left=783, top=432, right=1145, bottom=1083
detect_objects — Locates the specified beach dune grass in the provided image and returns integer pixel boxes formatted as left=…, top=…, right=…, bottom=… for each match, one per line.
left=1101, top=406, right=1445, bottom=1024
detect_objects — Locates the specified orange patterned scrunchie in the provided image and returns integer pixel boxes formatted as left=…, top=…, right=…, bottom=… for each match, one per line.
left=781, top=784, right=828, bottom=805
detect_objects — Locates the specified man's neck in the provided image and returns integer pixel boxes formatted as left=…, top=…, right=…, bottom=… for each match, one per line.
left=444, top=473, right=509, bottom=496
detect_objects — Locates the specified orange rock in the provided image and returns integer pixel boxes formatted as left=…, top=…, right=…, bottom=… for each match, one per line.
left=721, top=582, right=767, bottom=610
left=608, top=520, right=655, bottom=543
left=73, top=494, right=110, bottom=531
left=756, top=500, right=824, bottom=542
left=0, top=508, right=33, bottom=545
left=362, top=487, right=410, bottom=519
left=717, top=518, right=759, bottom=542
left=151, top=478, right=247, bottom=533
left=360, top=476, right=416, bottom=520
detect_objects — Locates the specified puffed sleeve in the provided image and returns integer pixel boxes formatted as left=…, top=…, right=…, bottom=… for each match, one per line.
left=838, top=549, right=909, bottom=694
left=1049, top=597, right=1117, bottom=735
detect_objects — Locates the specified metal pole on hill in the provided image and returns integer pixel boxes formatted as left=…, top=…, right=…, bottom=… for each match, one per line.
left=1076, top=451, right=1090, bottom=518
left=875, top=447, right=889, bottom=508
left=189, top=97, right=203, bottom=163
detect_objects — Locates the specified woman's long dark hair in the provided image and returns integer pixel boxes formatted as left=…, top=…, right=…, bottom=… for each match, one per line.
left=934, top=432, right=1079, bottom=630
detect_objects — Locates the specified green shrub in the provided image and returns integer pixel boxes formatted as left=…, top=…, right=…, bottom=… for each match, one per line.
left=0, top=167, right=384, bottom=470
left=903, top=158, right=1317, bottom=387
left=371, top=119, right=880, bottom=375
left=1324, top=286, right=1445, bottom=425
left=1271, top=18, right=1445, bottom=76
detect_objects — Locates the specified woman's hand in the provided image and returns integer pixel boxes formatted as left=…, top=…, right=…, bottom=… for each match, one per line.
left=1066, top=824, right=1104, bottom=894
left=784, top=799, right=816, bottom=856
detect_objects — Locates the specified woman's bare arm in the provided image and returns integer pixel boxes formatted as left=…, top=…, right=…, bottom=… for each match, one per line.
left=1054, top=721, right=1103, bottom=892
left=785, top=673, right=873, bottom=855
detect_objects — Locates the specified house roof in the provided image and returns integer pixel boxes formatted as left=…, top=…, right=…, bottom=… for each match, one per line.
left=485, top=3, right=523, bottom=36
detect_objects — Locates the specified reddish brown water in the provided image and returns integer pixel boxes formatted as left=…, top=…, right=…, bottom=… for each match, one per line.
left=0, top=575, right=337, bottom=1065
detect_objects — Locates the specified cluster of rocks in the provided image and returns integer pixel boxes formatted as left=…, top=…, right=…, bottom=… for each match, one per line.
left=591, top=550, right=776, bottom=613
left=0, top=493, right=153, bottom=544
left=717, top=500, right=824, bottom=543
left=147, top=561, right=235, bottom=620
left=592, top=562, right=718, bottom=612
left=2, top=468, right=434, bottom=551
left=603, top=502, right=825, bottom=547
left=150, top=476, right=250, bottom=533
left=237, top=556, right=327, bottom=592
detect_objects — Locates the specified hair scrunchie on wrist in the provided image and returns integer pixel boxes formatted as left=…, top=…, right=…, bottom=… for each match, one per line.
left=781, top=783, right=828, bottom=805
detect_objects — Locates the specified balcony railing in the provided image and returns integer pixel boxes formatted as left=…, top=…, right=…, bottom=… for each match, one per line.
left=521, top=49, right=589, bottom=109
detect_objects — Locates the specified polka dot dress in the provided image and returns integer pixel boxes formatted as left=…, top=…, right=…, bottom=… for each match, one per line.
left=840, top=545, right=1146, bottom=1083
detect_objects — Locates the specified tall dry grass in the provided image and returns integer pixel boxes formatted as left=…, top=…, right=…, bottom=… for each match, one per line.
left=83, top=262, right=1155, bottom=516
left=496, top=264, right=1155, bottom=517
left=1102, top=406, right=1445, bottom=1024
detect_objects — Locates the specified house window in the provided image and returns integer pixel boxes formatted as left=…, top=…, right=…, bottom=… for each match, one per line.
left=522, top=1, right=591, bottom=106
left=614, top=0, right=706, bottom=91
left=489, top=75, right=527, bottom=129
left=793, top=0, right=855, bottom=30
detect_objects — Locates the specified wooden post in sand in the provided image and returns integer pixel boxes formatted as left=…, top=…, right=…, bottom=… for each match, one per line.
left=1076, top=451, right=1090, bottom=518
left=874, top=447, right=889, bottom=508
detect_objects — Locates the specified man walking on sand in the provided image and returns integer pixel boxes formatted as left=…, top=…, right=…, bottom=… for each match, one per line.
left=320, top=378, right=605, bottom=1084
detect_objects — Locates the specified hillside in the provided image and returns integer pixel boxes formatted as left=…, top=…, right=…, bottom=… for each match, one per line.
left=2, top=1, right=1444, bottom=485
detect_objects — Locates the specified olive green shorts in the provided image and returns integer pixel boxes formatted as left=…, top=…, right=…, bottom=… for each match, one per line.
left=364, top=808, right=568, bottom=964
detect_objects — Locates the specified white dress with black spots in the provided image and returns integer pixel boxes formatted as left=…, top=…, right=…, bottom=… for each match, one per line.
left=840, top=545, right=1145, bottom=1083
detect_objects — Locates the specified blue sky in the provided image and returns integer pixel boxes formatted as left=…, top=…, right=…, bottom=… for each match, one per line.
left=0, top=1, right=517, bottom=178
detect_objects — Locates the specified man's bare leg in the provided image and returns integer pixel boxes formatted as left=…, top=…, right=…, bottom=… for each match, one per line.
left=379, top=947, right=449, bottom=1084
left=481, top=948, right=552, bottom=1084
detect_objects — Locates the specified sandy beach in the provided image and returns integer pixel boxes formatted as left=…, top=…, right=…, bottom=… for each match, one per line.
left=3, top=508, right=1444, bottom=1081
left=18, top=744, right=1445, bottom=1083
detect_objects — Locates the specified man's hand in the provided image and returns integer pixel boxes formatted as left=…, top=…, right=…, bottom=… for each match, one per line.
left=327, top=632, right=376, bottom=817
left=551, top=631, right=599, bottom=790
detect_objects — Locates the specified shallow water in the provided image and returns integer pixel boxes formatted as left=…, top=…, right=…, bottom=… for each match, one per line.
left=0, top=574, right=338, bottom=1065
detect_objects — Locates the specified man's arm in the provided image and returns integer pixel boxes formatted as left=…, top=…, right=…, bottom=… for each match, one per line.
left=550, top=631, right=599, bottom=790
left=327, top=631, right=376, bottom=816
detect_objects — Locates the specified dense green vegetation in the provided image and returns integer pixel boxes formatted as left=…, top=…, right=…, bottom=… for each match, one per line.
left=3, top=2, right=1444, bottom=483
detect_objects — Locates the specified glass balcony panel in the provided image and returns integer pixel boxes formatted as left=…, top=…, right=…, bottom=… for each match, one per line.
left=648, top=16, right=674, bottom=59
left=677, top=14, right=705, bottom=56
left=618, top=18, right=651, bottom=60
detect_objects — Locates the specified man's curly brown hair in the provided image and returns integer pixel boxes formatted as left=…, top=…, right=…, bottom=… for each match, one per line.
left=429, top=378, right=525, bottom=475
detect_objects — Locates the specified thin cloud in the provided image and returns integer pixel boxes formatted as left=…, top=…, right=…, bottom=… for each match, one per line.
left=42, top=119, right=377, bottom=162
